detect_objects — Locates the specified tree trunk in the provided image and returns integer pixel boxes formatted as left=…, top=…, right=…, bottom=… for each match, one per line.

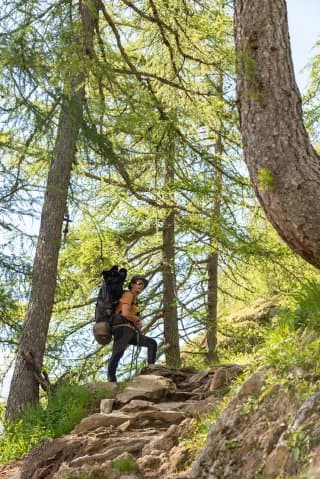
left=206, top=249, right=219, bottom=362
left=162, top=142, right=180, bottom=368
left=6, top=1, right=97, bottom=420
left=235, top=0, right=320, bottom=269
left=206, top=129, right=223, bottom=363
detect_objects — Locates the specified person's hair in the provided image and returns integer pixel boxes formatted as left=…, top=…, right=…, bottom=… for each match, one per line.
left=128, top=275, right=149, bottom=289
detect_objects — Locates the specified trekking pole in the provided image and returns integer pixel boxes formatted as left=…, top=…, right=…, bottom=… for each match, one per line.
left=129, top=347, right=136, bottom=378
left=129, top=328, right=141, bottom=377
left=135, top=346, right=141, bottom=372
left=135, top=328, right=141, bottom=372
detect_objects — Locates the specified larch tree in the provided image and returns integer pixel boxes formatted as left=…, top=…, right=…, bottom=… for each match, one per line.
left=235, top=0, right=320, bottom=269
left=161, top=130, right=181, bottom=368
left=206, top=126, right=223, bottom=362
left=6, top=0, right=98, bottom=419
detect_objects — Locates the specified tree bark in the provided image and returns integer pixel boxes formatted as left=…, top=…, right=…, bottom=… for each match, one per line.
left=206, top=249, right=219, bottom=362
left=162, top=141, right=181, bottom=368
left=235, top=0, right=320, bottom=269
left=6, top=1, right=97, bottom=420
left=206, top=128, right=223, bottom=363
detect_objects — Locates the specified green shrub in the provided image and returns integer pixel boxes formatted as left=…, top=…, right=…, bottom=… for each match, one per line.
left=112, top=456, right=139, bottom=474
left=290, top=280, right=320, bottom=332
left=260, top=318, right=320, bottom=375
left=254, top=281, right=320, bottom=375
left=0, top=382, right=107, bottom=464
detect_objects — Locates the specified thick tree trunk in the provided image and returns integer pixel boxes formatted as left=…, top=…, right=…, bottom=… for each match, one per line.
left=6, top=1, right=97, bottom=420
left=235, top=0, right=320, bottom=269
left=162, top=145, right=180, bottom=368
left=6, top=85, right=84, bottom=419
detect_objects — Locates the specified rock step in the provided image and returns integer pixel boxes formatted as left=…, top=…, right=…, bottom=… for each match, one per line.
left=19, top=365, right=245, bottom=479
left=167, top=391, right=209, bottom=401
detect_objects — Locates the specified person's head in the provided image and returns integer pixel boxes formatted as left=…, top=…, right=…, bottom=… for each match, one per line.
left=129, top=275, right=149, bottom=294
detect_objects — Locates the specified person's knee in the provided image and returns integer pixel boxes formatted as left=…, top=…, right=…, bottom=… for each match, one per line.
left=149, top=338, right=157, bottom=351
left=110, top=348, right=126, bottom=364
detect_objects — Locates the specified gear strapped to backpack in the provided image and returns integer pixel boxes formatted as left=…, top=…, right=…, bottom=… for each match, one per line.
left=93, top=265, right=127, bottom=345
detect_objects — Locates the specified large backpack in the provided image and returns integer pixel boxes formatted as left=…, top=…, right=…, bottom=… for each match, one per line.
left=93, top=265, right=127, bottom=345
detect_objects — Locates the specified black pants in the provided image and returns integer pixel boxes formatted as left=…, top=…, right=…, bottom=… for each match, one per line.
left=107, top=326, right=157, bottom=381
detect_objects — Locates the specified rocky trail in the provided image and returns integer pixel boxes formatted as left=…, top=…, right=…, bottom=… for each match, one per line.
left=1, top=364, right=243, bottom=479
left=3, top=362, right=320, bottom=479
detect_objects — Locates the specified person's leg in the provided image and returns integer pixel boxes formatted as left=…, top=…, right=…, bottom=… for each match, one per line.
left=131, top=332, right=157, bottom=364
left=108, top=327, right=135, bottom=381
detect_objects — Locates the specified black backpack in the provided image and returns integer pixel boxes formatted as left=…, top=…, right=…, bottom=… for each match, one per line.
left=93, top=265, right=127, bottom=345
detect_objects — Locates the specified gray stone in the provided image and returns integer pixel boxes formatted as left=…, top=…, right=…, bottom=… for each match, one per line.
left=138, top=454, right=161, bottom=470
left=153, top=401, right=186, bottom=411
left=140, top=364, right=194, bottom=383
left=237, top=370, right=264, bottom=399
left=85, top=381, right=118, bottom=397
left=134, top=409, right=184, bottom=427
left=117, top=419, right=132, bottom=431
left=208, top=367, right=229, bottom=391
left=9, top=473, right=21, bottom=479
left=100, top=398, right=114, bottom=414
left=264, top=444, right=293, bottom=477
left=116, top=374, right=176, bottom=405
left=73, top=412, right=135, bottom=433
left=182, top=396, right=217, bottom=416
left=52, top=461, right=112, bottom=479
left=142, top=425, right=179, bottom=455
left=120, top=399, right=158, bottom=412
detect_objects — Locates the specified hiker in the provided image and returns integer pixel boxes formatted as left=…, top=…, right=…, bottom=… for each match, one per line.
left=107, top=275, right=157, bottom=383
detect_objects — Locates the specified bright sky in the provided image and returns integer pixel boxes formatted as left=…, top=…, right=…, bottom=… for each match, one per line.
left=287, top=0, right=320, bottom=91
left=1, top=1, right=320, bottom=402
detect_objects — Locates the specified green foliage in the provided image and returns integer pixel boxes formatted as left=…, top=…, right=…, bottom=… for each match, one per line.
left=304, top=40, right=320, bottom=146
left=240, top=48, right=257, bottom=83
left=257, top=168, right=277, bottom=191
left=178, top=381, right=238, bottom=467
left=257, top=280, right=320, bottom=374
left=0, top=382, right=106, bottom=464
left=2, top=0, right=319, bottom=422
left=0, top=286, right=25, bottom=346
left=239, top=395, right=259, bottom=416
left=287, top=430, right=313, bottom=462
left=260, top=317, right=320, bottom=375
left=178, top=409, right=220, bottom=463
left=181, top=352, right=208, bottom=371
left=289, top=280, right=320, bottom=332
left=112, top=456, right=139, bottom=474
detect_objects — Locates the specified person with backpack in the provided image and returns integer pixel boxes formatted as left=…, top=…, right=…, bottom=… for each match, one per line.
left=107, top=274, right=157, bottom=383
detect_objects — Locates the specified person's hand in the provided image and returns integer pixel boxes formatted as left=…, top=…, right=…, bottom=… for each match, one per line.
left=135, top=318, right=142, bottom=330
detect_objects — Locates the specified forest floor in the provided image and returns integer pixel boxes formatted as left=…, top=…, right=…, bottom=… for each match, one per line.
left=2, top=363, right=320, bottom=479
left=0, top=459, right=23, bottom=479
left=0, top=364, right=243, bottom=479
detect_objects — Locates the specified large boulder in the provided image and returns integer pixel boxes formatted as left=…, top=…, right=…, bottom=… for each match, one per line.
left=116, top=374, right=176, bottom=405
left=73, top=412, right=135, bottom=433
left=139, top=364, right=196, bottom=384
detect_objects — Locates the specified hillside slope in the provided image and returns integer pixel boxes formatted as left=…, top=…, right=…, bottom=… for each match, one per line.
left=2, top=362, right=320, bottom=479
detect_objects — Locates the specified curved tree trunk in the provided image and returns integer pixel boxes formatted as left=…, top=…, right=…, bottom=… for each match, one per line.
left=235, top=0, right=320, bottom=269
left=6, top=1, right=97, bottom=420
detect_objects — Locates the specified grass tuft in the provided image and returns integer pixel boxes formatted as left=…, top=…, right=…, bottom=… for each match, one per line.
left=0, top=382, right=108, bottom=464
